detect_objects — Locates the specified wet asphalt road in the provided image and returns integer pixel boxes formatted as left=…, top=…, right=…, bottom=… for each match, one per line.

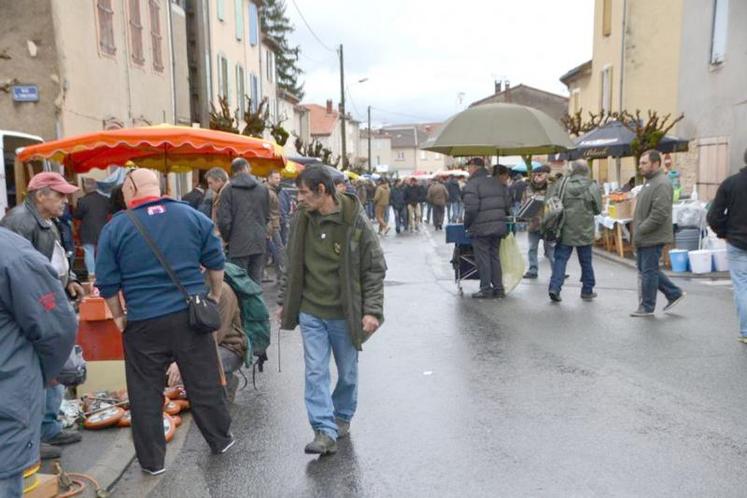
left=114, top=227, right=746, bottom=497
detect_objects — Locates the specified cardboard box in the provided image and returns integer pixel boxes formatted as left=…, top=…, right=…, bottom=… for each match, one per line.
left=611, top=199, right=634, bottom=220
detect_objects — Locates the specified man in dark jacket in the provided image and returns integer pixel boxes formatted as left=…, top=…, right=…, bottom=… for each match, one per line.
left=446, top=176, right=462, bottom=223
left=547, top=162, right=602, bottom=302
left=182, top=183, right=206, bottom=210
left=523, top=165, right=555, bottom=279
left=218, top=158, right=270, bottom=284
left=630, top=150, right=685, bottom=317
left=74, top=178, right=110, bottom=279
left=404, top=178, right=421, bottom=232
left=1, top=172, right=85, bottom=454
left=707, top=149, right=747, bottom=342
left=0, top=228, right=77, bottom=497
left=96, top=168, right=233, bottom=474
left=390, top=179, right=408, bottom=234
left=277, top=166, right=386, bottom=456
left=463, top=158, right=511, bottom=298
left=426, top=178, right=449, bottom=230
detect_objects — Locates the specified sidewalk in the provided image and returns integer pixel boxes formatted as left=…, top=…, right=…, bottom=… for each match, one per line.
left=591, top=246, right=730, bottom=280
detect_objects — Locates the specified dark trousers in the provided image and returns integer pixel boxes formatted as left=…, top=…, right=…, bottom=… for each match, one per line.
left=549, top=244, right=595, bottom=294
left=230, top=254, right=264, bottom=284
left=472, top=235, right=503, bottom=292
left=123, top=310, right=232, bottom=471
left=432, top=205, right=445, bottom=229
left=266, top=232, right=286, bottom=277
left=636, top=244, right=682, bottom=312
left=393, top=206, right=408, bottom=233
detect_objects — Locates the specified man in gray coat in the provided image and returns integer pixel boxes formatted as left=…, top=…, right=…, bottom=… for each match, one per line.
left=0, top=228, right=77, bottom=497
left=630, top=149, right=685, bottom=317
left=463, top=158, right=512, bottom=298
left=217, top=158, right=270, bottom=284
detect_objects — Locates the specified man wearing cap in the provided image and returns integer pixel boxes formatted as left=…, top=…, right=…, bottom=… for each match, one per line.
left=95, top=169, right=233, bottom=475
left=1, top=171, right=85, bottom=456
left=463, top=158, right=512, bottom=298
left=522, top=165, right=556, bottom=279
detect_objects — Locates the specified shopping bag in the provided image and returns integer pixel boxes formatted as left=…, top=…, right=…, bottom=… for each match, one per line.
left=500, top=233, right=525, bottom=294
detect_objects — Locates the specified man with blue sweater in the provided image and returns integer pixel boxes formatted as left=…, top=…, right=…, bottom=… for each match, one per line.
left=95, top=169, right=233, bottom=475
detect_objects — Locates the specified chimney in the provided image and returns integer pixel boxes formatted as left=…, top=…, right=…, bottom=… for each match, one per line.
left=505, top=81, right=511, bottom=103
left=495, top=80, right=502, bottom=94
left=326, top=99, right=333, bottom=114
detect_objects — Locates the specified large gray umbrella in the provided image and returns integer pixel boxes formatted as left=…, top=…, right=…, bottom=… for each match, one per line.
left=422, top=103, right=574, bottom=157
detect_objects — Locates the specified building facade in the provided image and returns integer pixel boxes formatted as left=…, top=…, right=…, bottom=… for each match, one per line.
left=277, top=89, right=309, bottom=157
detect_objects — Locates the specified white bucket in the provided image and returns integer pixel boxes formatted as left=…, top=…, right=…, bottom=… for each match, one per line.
left=712, top=249, right=729, bottom=272
left=688, top=250, right=713, bottom=274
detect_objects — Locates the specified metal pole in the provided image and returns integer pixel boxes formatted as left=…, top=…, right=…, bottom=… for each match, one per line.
left=339, top=44, right=347, bottom=169
left=367, top=106, right=372, bottom=174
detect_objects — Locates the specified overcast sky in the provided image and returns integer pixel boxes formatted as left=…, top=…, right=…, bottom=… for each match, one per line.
left=286, top=0, right=594, bottom=127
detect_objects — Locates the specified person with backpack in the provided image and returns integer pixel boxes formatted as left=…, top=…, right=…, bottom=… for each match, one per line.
left=546, top=161, right=602, bottom=303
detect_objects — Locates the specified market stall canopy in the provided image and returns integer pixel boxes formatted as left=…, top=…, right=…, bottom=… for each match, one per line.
left=17, top=124, right=286, bottom=175
left=422, top=103, right=574, bottom=157
left=559, top=121, right=689, bottom=160
left=433, top=169, right=469, bottom=178
left=281, top=160, right=304, bottom=179
left=510, top=160, right=543, bottom=173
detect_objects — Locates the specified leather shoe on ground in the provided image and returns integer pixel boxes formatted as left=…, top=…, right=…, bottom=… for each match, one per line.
left=523, top=272, right=538, bottom=279
left=630, top=307, right=655, bottom=317
left=40, top=443, right=62, bottom=460
left=45, top=429, right=82, bottom=446
left=581, top=292, right=597, bottom=301
left=492, top=289, right=506, bottom=298
left=663, top=292, right=686, bottom=313
left=336, top=418, right=350, bottom=438
left=471, top=290, right=494, bottom=299
left=549, top=290, right=562, bottom=302
left=304, top=430, right=337, bottom=455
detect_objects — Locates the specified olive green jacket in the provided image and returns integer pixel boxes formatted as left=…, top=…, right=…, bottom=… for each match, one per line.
left=633, top=170, right=674, bottom=248
left=555, top=174, right=602, bottom=247
left=279, top=193, right=386, bottom=350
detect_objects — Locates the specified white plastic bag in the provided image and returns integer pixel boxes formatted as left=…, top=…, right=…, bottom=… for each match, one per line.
left=500, top=233, right=525, bottom=294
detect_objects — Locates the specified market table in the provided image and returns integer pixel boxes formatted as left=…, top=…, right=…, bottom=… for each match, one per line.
left=595, top=215, right=633, bottom=258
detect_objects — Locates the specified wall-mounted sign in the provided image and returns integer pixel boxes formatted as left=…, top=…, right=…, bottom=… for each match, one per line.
left=11, top=85, right=39, bottom=102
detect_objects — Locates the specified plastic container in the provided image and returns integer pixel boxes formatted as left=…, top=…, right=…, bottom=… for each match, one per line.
left=669, top=249, right=689, bottom=273
left=712, top=249, right=729, bottom=272
left=675, top=227, right=701, bottom=251
left=688, top=250, right=713, bottom=274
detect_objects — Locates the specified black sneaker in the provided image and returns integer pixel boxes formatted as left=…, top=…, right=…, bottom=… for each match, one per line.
left=45, top=429, right=82, bottom=446
left=40, top=443, right=62, bottom=460
left=549, top=290, right=562, bottom=302
left=580, top=292, right=597, bottom=301
left=663, top=292, right=686, bottom=313
left=523, top=272, right=538, bottom=279
left=492, top=289, right=506, bottom=298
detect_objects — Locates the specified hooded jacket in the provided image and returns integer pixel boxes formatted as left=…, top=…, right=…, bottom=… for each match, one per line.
left=556, top=174, right=602, bottom=247
left=217, top=172, right=270, bottom=258
left=462, top=168, right=511, bottom=237
left=279, top=193, right=386, bottom=351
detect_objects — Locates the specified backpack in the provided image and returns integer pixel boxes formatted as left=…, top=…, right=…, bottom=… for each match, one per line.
left=540, top=176, right=570, bottom=242
left=223, top=262, right=271, bottom=368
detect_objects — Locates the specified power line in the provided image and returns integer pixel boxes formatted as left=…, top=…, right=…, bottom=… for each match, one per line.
left=298, top=49, right=336, bottom=67
left=370, top=106, right=439, bottom=123
left=291, top=0, right=337, bottom=53
left=345, top=87, right=363, bottom=121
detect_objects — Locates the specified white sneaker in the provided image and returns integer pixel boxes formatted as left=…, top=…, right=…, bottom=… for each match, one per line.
left=218, top=438, right=236, bottom=454
left=142, top=467, right=166, bottom=476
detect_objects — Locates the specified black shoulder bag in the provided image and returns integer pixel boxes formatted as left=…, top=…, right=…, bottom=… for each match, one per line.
left=125, top=210, right=221, bottom=335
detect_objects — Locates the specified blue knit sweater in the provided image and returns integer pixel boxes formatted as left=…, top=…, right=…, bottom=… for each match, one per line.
left=95, top=198, right=225, bottom=321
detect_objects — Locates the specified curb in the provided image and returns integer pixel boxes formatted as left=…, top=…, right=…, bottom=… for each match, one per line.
left=592, top=247, right=730, bottom=280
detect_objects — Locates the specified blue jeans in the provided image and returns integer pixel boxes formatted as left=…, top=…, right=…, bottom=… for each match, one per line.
left=448, top=201, right=463, bottom=223
left=83, top=243, right=96, bottom=275
left=727, top=243, right=747, bottom=337
left=636, top=245, right=682, bottom=312
left=266, top=231, right=286, bottom=275
left=0, top=474, right=23, bottom=498
left=549, top=244, right=595, bottom=295
left=41, top=384, right=64, bottom=441
left=299, top=312, right=359, bottom=440
left=393, top=206, right=408, bottom=233
left=527, top=231, right=555, bottom=275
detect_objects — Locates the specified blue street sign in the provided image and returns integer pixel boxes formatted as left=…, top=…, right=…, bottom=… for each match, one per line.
left=11, top=85, right=39, bottom=102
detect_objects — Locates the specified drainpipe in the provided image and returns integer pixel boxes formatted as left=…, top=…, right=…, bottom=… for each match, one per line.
left=616, top=0, right=628, bottom=183
left=166, top=0, right=177, bottom=124
left=120, top=2, right=133, bottom=124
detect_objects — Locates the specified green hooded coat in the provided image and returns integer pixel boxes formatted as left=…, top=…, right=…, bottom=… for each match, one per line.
left=556, top=174, right=602, bottom=247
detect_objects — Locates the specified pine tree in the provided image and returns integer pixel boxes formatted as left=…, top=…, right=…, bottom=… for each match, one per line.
left=261, top=0, right=305, bottom=99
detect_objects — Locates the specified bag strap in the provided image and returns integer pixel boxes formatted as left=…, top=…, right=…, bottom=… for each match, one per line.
left=124, top=210, right=190, bottom=302
left=558, top=176, right=570, bottom=202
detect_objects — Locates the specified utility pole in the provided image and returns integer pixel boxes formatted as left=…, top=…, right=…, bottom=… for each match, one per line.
left=367, top=106, right=372, bottom=174
left=338, top=44, right=347, bottom=169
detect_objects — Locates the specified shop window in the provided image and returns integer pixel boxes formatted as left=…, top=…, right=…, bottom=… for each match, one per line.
left=97, top=0, right=116, bottom=56
left=235, top=0, right=244, bottom=40
left=149, top=0, right=163, bottom=72
left=600, top=65, right=612, bottom=113
left=129, top=0, right=145, bottom=65
left=249, top=3, right=259, bottom=46
left=236, top=64, right=245, bottom=115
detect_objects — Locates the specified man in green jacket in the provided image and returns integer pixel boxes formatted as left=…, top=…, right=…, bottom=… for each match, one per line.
left=630, top=150, right=686, bottom=317
left=548, top=162, right=602, bottom=302
left=278, top=166, right=386, bottom=455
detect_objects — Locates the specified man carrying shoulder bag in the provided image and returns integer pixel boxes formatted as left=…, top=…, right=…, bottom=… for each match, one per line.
left=95, top=169, right=233, bottom=476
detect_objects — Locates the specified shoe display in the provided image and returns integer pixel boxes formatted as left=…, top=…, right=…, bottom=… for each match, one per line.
left=663, top=292, right=687, bottom=313
left=304, top=430, right=337, bottom=455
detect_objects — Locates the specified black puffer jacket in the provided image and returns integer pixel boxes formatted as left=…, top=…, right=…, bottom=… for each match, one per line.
left=390, top=185, right=406, bottom=209
left=462, top=168, right=511, bottom=237
left=217, top=172, right=270, bottom=258
left=404, top=185, right=420, bottom=206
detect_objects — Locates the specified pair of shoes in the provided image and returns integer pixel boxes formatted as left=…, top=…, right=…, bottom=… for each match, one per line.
left=40, top=443, right=62, bottom=460
left=336, top=418, right=350, bottom=438
left=663, top=292, right=687, bottom=313
left=45, top=429, right=82, bottom=446
left=523, top=272, right=538, bottom=279
left=304, top=430, right=337, bottom=455
left=581, top=292, right=597, bottom=301
left=549, top=290, right=562, bottom=302
left=141, top=467, right=166, bottom=476
left=493, top=289, right=506, bottom=298
left=471, top=290, right=494, bottom=299
left=630, top=307, right=655, bottom=317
